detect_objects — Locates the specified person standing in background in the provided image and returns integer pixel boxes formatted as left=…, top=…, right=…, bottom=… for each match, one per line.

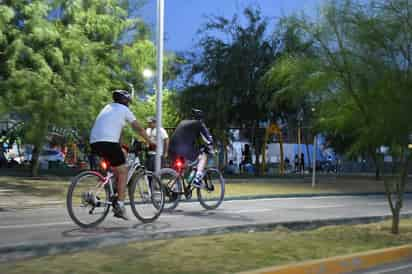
left=145, top=116, right=169, bottom=171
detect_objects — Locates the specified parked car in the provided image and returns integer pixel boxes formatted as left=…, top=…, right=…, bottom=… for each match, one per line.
left=38, top=149, right=65, bottom=164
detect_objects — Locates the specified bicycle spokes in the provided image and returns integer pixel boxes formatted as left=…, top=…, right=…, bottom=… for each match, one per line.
left=67, top=171, right=110, bottom=228
left=197, top=169, right=225, bottom=210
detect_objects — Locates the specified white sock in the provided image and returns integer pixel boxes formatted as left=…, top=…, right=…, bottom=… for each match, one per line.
left=195, top=171, right=203, bottom=180
left=118, top=201, right=125, bottom=207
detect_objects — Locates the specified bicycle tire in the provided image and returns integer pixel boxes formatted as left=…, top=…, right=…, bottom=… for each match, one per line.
left=197, top=168, right=225, bottom=210
left=156, top=168, right=182, bottom=211
left=128, top=170, right=164, bottom=223
left=67, top=171, right=110, bottom=228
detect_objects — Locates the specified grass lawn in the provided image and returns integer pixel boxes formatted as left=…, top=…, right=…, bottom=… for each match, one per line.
left=0, top=175, right=411, bottom=208
left=1, top=219, right=412, bottom=274
left=226, top=176, right=412, bottom=196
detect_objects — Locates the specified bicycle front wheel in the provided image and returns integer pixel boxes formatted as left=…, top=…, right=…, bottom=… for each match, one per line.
left=197, top=168, right=225, bottom=210
left=67, top=171, right=110, bottom=228
left=128, top=170, right=164, bottom=223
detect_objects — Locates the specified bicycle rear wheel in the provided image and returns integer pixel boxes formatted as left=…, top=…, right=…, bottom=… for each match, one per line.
left=156, top=168, right=182, bottom=211
left=197, top=168, right=225, bottom=210
left=67, top=171, right=110, bottom=228
left=128, top=170, right=164, bottom=223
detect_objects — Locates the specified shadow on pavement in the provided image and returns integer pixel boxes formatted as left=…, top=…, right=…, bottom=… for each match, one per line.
left=165, top=209, right=254, bottom=222
left=61, top=221, right=172, bottom=238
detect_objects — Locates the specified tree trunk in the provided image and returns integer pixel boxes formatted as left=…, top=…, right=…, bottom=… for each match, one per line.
left=304, top=132, right=311, bottom=169
left=250, top=124, right=262, bottom=176
left=31, top=145, right=40, bottom=177
left=223, top=144, right=228, bottom=167
left=392, top=206, right=400, bottom=234
left=255, top=150, right=261, bottom=175
left=375, top=167, right=380, bottom=180
left=384, top=148, right=411, bottom=234
left=373, top=154, right=381, bottom=180
left=279, top=140, right=284, bottom=175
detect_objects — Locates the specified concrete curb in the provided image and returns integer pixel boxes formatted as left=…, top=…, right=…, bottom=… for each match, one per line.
left=1, top=213, right=411, bottom=263
left=238, top=245, right=412, bottom=274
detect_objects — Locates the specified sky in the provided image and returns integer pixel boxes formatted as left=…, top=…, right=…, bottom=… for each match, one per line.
left=138, top=0, right=325, bottom=52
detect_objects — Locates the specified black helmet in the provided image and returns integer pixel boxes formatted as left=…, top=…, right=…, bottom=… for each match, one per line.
left=191, top=108, right=204, bottom=120
left=112, top=90, right=132, bottom=106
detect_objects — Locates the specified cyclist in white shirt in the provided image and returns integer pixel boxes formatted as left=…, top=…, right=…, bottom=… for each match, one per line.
left=90, top=90, right=154, bottom=220
left=145, top=116, right=169, bottom=171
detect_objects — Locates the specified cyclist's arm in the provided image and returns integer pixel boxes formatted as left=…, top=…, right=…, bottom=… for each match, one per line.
left=161, top=128, right=169, bottom=157
left=200, top=122, right=213, bottom=145
left=131, top=120, right=153, bottom=145
left=163, top=137, right=169, bottom=157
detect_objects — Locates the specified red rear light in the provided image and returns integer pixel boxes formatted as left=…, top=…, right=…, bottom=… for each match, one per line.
left=176, top=160, right=183, bottom=168
left=100, top=160, right=109, bottom=171
left=173, top=157, right=185, bottom=171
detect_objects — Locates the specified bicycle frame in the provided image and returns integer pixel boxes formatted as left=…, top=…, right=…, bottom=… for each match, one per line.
left=95, top=154, right=149, bottom=204
left=170, top=159, right=199, bottom=197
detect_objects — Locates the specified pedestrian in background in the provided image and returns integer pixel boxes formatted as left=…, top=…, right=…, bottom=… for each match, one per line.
left=145, top=116, right=169, bottom=171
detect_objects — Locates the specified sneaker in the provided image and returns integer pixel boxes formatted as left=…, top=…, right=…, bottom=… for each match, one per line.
left=192, top=178, right=204, bottom=189
left=113, top=204, right=129, bottom=220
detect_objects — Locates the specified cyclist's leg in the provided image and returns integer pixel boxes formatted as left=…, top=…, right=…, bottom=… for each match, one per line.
left=93, top=142, right=128, bottom=220
left=114, top=147, right=129, bottom=201
left=193, top=153, right=207, bottom=188
left=112, top=164, right=127, bottom=201
left=196, top=153, right=207, bottom=174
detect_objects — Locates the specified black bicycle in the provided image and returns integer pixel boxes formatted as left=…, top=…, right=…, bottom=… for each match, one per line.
left=156, top=149, right=225, bottom=211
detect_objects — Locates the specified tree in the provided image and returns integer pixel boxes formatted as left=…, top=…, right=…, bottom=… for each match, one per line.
left=263, top=0, right=412, bottom=234
left=183, top=7, right=279, bottom=174
left=0, top=0, right=155, bottom=175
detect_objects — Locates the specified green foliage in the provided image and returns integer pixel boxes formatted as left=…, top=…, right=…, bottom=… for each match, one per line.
left=185, top=7, right=278, bottom=128
left=262, top=0, right=412, bottom=159
left=129, top=89, right=179, bottom=128
left=261, top=0, right=412, bottom=233
left=0, top=0, right=166, bottom=175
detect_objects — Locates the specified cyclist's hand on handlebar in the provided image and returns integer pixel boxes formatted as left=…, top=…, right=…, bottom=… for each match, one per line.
left=208, top=144, right=216, bottom=155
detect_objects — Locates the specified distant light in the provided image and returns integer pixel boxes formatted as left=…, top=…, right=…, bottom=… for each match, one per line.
left=408, top=144, right=412, bottom=149
left=311, top=108, right=316, bottom=112
left=143, top=69, right=154, bottom=79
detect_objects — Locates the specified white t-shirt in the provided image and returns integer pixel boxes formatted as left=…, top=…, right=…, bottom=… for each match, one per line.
left=90, top=103, right=136, bottom=144
left=146, top=127, right=169, bottom=155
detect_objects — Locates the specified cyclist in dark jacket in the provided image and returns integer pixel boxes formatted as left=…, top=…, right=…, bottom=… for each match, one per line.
left=168, top=108, right=213, bottom=188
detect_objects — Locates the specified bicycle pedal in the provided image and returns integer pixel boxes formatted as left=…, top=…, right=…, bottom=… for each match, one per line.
left=206, top=183, right=214, bottom=191
left=185, top=191, right=193, bottom=200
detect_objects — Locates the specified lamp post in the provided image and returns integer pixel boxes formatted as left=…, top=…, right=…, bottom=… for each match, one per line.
left=297, top=108, right=304, bottom=175
left=311, top=107, right=317, bottom=187
left=312, top=134, right=317, bottom=187
left=155, top=0, right=164, bottom=172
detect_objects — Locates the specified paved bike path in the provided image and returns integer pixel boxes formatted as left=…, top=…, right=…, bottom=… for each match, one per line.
left=1, top=195, right=412, bottom=262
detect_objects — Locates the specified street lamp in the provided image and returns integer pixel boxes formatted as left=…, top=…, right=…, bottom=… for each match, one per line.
left=143, top=68, right=154, bottom=79
left=155, top=0, right=164, bottom=172
left=297, top=108, right=304, bottom=175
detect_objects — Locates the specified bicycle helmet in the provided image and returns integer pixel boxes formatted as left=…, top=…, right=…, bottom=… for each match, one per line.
left=112, top=90, right=132, bottom=106
left=191, top=108, right=204, bottom=120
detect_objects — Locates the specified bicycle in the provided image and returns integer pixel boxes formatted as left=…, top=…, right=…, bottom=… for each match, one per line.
left=156, top=148, right=225, bottom=211
left=66, top=148, right=165, bottom=228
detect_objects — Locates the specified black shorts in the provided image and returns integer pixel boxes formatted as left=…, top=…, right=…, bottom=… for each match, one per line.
left=91, top=142, right=125, bottom=167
